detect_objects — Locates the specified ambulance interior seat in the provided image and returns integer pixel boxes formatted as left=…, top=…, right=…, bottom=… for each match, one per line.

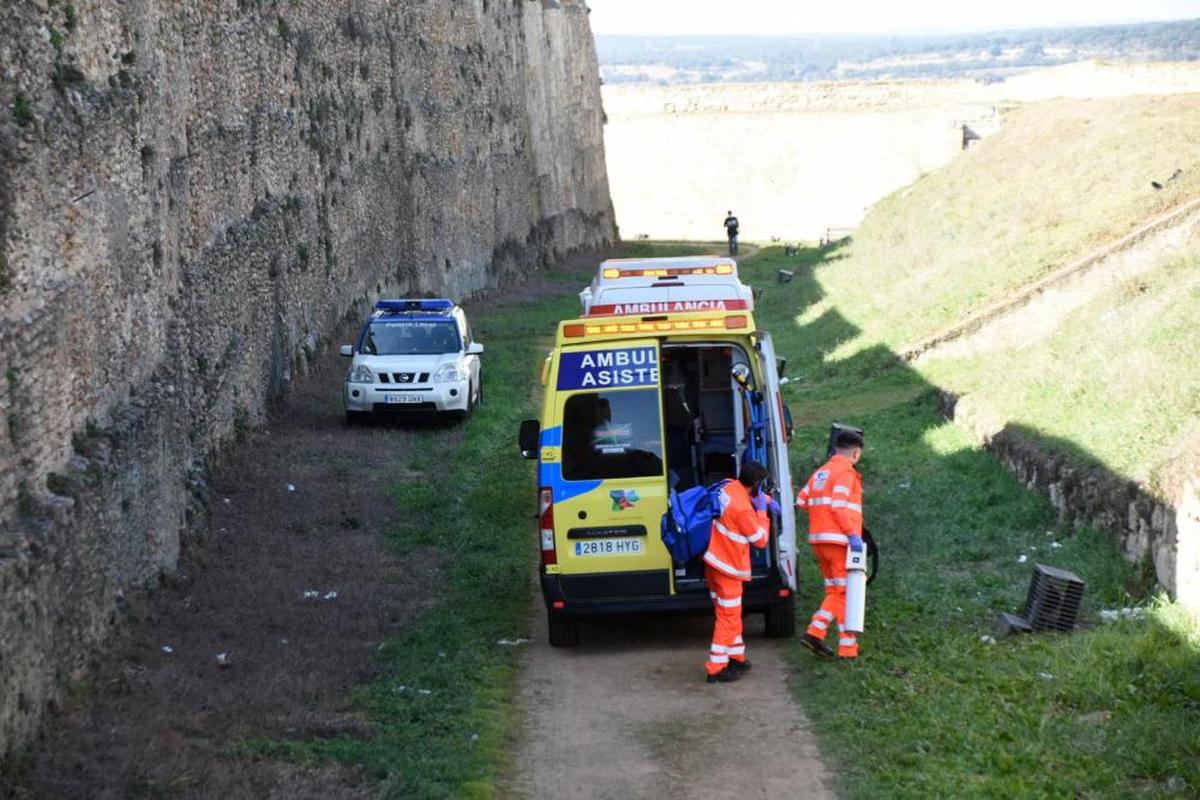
left=661, top=346, right=740, bottom=490
left=663, top=387, right=698, bottom=491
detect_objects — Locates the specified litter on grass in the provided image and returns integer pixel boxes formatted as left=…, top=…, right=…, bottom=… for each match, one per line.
left=1017, top=554, right=1028, bottom=563
left=1099, top=607, right=1147, bottom=622
left=1038, top=672, right=1056, bottom=681
left=161, top=645, right=174, bottom=654
left=287, top=484, right=296, bottom=493
left=496, top=638, right=529, bottom=646
left=979, top=635, right=997, bottom=645
left=216, top=652, right=231, bottom=667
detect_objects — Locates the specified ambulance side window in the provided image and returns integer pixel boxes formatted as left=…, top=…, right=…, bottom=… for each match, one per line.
left=562, top=389, right=664, bottom=480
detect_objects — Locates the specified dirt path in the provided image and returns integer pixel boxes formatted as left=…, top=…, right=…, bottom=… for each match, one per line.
left=510, top=610, right=835, bottom=799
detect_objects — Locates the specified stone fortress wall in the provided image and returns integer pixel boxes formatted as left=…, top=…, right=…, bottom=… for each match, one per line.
left=0, top=0, right=614, bottom=757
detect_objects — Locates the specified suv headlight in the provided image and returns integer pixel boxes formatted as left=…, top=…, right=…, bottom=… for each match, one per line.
left=431, top=363, right=462, bottom=383
left=348, top=364, right=373, bottom=384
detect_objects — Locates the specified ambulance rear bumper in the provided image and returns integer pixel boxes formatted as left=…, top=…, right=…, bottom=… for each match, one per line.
left=539, top=569, right=788, bottom=618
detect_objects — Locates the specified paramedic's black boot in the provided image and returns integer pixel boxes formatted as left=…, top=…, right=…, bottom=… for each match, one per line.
left=799, top=633, right=835, bottom=659
left=706, top=667, right=740, bottom=684
left=729, top=659, right=752, bottom=673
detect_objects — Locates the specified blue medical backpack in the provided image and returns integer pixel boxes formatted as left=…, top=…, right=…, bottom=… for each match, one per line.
left=660, top=480, right=731, bottom=565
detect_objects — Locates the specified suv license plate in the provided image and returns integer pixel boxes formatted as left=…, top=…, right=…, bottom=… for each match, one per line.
left=574, top=538, right=643, bottom=557
left=386, top=394, right=423, bottom=404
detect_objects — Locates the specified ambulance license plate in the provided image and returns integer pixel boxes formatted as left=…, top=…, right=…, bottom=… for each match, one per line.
left=574, top=538, right=643, bottom=557
left=386, top=394, right=423, bottom=404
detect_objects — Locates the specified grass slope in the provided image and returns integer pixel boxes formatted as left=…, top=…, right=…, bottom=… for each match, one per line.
left=742, top=247, right=1200, bottom=798
left=817, top=93, right=1200, bottom=491
left=924, top=244, right=1200, bottom=490
left=822, top=94, right=1200, bottom=351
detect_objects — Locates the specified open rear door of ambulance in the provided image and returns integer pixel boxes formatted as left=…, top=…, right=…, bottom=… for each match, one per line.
left=547, top=339, right=674, bottom=603
left=756, top=332, right=798, bottom=591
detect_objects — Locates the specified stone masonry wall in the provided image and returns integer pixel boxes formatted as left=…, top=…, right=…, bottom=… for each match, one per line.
left=0, top=0, right=613, bottom=758
left=944, top=393, right=1200, bottom=617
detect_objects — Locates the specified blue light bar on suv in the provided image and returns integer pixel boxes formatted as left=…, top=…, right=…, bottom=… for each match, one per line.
left=375, top=299, right=454, bottom=313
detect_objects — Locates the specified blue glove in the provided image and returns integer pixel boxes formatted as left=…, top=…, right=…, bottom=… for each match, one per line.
left=751, top=492, right=769, bottom=512
left=767, top=498, right=782, bottom=516
left=848, top=534, right=864, bottom=551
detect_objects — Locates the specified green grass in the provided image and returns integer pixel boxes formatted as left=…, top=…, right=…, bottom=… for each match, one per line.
left=618, top=240, right=732, bottom=258
left=922, top=246, right=1200, bottom=492
left=741, top=246, right=1200, bottom=799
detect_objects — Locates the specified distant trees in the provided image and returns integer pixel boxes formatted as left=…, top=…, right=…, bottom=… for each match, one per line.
left=595, top=18, right=1200, bottom=85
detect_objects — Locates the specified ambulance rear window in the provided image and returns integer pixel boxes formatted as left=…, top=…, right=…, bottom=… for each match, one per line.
left=562, top=389, right=664, bottom=480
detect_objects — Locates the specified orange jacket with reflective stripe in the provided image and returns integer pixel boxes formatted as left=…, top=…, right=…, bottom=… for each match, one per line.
left=703, top=480, right=770, bottom=581
left=795, top=454, right=863, bottom=546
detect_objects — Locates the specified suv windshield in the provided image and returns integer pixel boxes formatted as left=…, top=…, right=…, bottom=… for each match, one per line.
left=360, top=321, right=461, bottom=355
left=562, top=389, right=664, bottom=480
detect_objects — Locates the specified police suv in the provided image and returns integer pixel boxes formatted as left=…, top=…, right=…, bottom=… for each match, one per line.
left=340, top=299, right=483, bottom=423
left=518, top=257, right=799, bottom=646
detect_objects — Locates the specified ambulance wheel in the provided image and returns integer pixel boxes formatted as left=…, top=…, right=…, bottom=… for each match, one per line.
left=547, top=610, right=579, bottom=647
left=764, top=594, right=796, bottom=638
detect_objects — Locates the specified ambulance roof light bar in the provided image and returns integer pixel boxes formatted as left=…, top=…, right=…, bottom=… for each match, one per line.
left=562, top=314, right=749, bottom=338
left=601, top=264, right=734, bottom=280
left=374, top=299, right=454, bottom=313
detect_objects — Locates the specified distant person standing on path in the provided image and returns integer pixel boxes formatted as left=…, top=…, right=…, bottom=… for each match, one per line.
left=795, top=429, right=865, bottom=660
left=723, top=210, right=740, bottom=256
left=703, top=460, right=776, bottom=683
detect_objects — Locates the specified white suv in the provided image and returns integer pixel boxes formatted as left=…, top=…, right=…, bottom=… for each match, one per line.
left=341, top=300, right=483, bottom=423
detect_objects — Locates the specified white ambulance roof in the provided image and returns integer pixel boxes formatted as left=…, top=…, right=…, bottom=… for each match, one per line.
left=598, top=256, right=739, bottom=271
left=581, top=256, right=753, bottom=316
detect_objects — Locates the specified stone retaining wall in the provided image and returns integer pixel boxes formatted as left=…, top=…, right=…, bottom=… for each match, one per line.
left=943, top=393, right=1199, bottom=616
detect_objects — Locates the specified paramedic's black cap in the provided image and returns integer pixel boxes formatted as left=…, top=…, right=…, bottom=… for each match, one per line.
left=738, top=460, right=768, bottom=487
left=835, top=430, right=864, bottom=449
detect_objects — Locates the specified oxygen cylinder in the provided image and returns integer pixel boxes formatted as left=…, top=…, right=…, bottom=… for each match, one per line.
left=844, top=536, right=867, bottom=633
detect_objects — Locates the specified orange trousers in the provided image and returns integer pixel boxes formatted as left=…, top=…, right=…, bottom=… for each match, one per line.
left=705, top=566, right=746, bottom=675
left=807, top=543, right=859, bottom=658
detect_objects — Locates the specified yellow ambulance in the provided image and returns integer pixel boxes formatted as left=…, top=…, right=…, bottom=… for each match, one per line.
left=518, top=257, right=799, bottom=645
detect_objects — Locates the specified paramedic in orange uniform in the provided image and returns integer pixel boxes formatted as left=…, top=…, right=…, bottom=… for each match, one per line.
left=795, top=429, right=865, bottom=659
left=703, top=460, right=775, bottom=683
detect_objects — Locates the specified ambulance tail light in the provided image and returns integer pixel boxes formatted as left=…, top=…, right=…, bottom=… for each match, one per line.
left=538, top=487, right=557, bottom=565
left=725, top=315, right=748, bottom=329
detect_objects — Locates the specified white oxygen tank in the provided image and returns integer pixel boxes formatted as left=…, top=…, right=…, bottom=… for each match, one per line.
left=844, top=537, right=867, bottom=634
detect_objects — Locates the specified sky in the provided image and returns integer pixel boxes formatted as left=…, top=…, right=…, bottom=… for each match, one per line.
left=587, top=0, right=1200, bottom=37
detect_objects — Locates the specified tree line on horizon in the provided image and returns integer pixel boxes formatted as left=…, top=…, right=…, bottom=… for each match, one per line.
left=596, top=17, right=1200, bottom=84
